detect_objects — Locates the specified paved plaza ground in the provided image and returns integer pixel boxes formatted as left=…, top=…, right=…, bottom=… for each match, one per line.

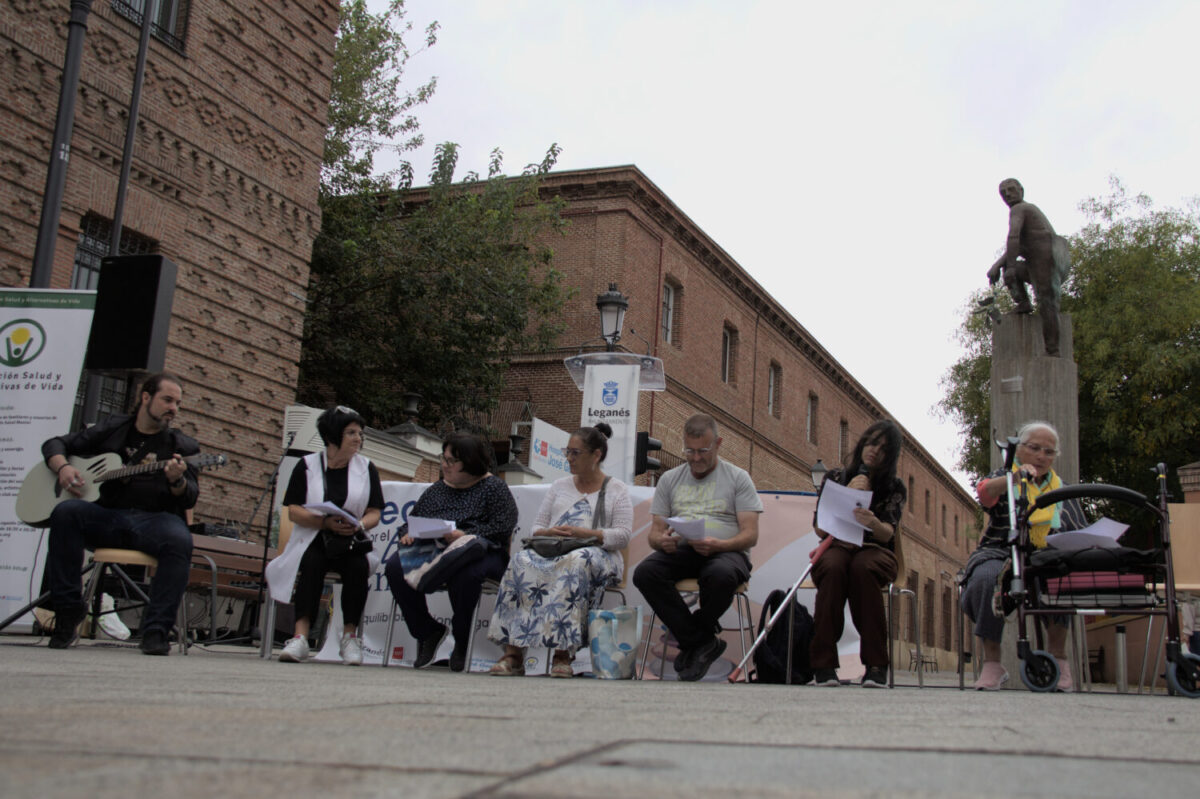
left=1, top=637, right=1197, bottom=798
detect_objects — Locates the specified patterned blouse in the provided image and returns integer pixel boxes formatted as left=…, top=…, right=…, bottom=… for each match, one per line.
left=815, top=467, right=906, bottom=552
left=401, top=475, right=518, bottom=553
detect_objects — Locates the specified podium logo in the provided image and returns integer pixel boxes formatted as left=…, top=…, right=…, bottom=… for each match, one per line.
left=601, top=380, right=619, bottom=406
left=1, top=319, right=46, bottom=367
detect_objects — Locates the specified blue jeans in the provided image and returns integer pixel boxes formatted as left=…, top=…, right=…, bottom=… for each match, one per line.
left=47, top=500, right=193, bottom=634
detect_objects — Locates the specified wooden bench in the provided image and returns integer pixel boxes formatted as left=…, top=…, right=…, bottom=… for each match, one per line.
left=188, top=534, right=277, bottom=642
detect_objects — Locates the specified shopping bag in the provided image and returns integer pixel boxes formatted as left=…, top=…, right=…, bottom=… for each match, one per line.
left=588, top=605, right=643, bottom=679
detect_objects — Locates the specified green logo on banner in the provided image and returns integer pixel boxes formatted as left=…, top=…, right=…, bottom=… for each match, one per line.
left=1, top=318, right=47, bottom=366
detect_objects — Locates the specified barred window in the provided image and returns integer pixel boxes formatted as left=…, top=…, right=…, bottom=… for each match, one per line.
left=767, top=362, right=782, bottom=418
left=720, top=324, right=738, bottom=385
left=112, top=0, right=191, bottom=53
left=806, top=393, right=818, bottom=445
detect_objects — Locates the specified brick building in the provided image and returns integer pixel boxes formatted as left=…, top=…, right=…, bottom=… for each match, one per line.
left=503, top=166, right=979, bottom=661
left=1, top=1, right=340, bottom=528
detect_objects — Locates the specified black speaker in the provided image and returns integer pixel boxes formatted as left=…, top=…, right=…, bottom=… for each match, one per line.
left=84, top=254, right=177, bottom=372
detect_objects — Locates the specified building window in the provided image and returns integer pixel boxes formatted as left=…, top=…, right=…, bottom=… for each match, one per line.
left=806, top=393, right=818, bottom=445
left=907, top=476, right=915, bottom=512
left=112, top=0, right=191, bottom=53
left=720, top=324, right=738, bottom=384
left=924, top=490, right=931, bottom=525
left=941, top=504, right=947, bottom=538
left=906, top=571, right=919, bottom=641
left=767, top=362, right=782, bottom=418
left=942, top=586, right=953, bottom=650
left=923, top=579, right=935, bottom=648
left=661, top=280, right=681, bottom=345
left=838, top=420, right=849, bottom=463
left=954, top=514, right=959, bottom=546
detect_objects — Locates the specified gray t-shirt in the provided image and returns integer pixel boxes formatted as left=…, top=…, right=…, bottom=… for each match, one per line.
left=651, top=459, right=763, bottom=551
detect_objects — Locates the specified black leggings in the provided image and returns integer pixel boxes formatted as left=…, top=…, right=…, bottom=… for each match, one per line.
left=292, top=535, right=371, bottom=628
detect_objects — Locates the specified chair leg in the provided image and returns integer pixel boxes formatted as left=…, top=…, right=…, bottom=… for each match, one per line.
left=735, top=592, right=752, bottom=681
left=260, top=599, right=276, bottom=659
left=382, top=598, right=398, bottom=667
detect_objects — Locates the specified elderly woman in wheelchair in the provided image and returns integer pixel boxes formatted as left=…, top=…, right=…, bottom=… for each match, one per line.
left=959, top=421, right=1084, bottom=691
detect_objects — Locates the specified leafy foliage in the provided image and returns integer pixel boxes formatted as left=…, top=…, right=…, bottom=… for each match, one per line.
left=939, top=178, right=1200, bottom=496
left=299, top=3, right=571, bottom=429
left=322, top=0, right=438, bottom=196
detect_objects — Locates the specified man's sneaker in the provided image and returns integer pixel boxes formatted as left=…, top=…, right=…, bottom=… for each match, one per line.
left=339, top=633, right=363, bottom=666
left=812, top=668, right=840, bottom=686
left=861, top=665, right=888, bottom=688
left=449, top=643, right=467, bottom=673
left=678, top=636, right=727, bottom=681
left=672, top=645, right=694, bottom=676
left=413, top=623, right=448, bottom=669
left=93, top=593, right=131, bottom=641
left=279, top=634, right=310, bottom=663
left=48, top=605, right=84, bottom=650
left=140, top=628, right=170, bottom=656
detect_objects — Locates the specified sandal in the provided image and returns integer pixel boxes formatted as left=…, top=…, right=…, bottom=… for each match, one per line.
left=488, top=653, right=525, bottom=676
left=550, top=659, right=574, bottom=678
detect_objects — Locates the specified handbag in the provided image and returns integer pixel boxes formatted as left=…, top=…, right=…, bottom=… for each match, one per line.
left=321, top=529, right=373, bottom=558
left=405, top=534, right=486, bottom=592
left=522, top=476, right=611, bottom=559
left=588, top=605, right=643, bottom=679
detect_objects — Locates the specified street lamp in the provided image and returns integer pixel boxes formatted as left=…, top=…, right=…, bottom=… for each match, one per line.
left=810, top=459, right=827, bottom=489
left=596, top=283, right=628, bottom=352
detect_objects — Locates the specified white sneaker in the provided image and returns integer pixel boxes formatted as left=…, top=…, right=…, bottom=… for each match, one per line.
left=339, top=633, right=363, bottom=666
left=93, top=594, right=131, bottom=641
left=279, top=635, right=310, bottom=663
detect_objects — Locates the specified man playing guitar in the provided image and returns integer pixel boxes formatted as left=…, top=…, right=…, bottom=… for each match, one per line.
left=42, top=373, right=198, bottom=655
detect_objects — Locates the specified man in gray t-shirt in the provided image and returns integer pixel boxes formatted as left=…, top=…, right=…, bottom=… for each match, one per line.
left=633, top=413, right=762, bottom=681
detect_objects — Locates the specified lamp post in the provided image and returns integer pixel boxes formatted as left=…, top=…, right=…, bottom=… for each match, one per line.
left=596, top=283, right=628, bottom=352
left=810, top=459, right=827, bottom=490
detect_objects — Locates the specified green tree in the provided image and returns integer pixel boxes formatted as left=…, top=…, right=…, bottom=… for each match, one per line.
left=938, top=179, right=1200, bottom=496
left=299, top=2, right=571, bottom=428
left=322, top=0, right=438, bottom=196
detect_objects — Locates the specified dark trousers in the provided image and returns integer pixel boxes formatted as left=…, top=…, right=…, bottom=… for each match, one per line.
left=384, top=549, right=506, bottom=648
left=46, top=499, right=193, bottom=634
left=809, top=541, right=897, bottom=669
left=632, top=549, right=751, bottom=650
left=292, top=536, right=370, bottom=629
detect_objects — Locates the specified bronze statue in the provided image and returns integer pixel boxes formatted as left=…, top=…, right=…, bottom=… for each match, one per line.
left=987, top=179, right=1071, bottom=356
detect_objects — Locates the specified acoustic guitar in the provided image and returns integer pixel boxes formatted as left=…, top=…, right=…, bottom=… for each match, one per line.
left=15, top=452, right=228, bottom=527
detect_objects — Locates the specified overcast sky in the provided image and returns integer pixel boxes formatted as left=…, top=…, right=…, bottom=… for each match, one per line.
left=370, top=1, right=1199, bottom=486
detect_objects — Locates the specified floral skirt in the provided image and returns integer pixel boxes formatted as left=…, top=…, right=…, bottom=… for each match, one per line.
left=488, top=546, right=623, bottom=654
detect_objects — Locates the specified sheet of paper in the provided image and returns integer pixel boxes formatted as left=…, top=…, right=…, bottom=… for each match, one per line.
left=1046, top=517, right=1129, bottom=551
left=814, top=479, right=874, bottom=547
left=303, top=502, right=359, bottom=526
left=666, top=516, right=707, bottom=541
left=407, top=516, right=456, bottom=539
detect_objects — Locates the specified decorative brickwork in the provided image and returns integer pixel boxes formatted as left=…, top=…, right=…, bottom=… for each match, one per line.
left=1, top=1, right=338, bottom=532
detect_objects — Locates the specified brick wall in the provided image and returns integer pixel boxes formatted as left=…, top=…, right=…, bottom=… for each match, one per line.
left=1, top=2, right=338, bottom=532
left=503, top=166, right=979, bottom=653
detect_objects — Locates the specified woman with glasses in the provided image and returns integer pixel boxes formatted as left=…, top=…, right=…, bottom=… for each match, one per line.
left=383, top=433, right=517, bottom=672
left=809, top=419, right=907, bottom=688
left=960, top=420, right=1083, bottom=690
left=487, top=424, right=632, bottom=677
left=268, top=406, right=382, bottom=666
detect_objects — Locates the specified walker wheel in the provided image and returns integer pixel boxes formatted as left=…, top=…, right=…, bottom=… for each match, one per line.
left=1166, top=652, right=1200, bottom=699
left=1020, top=649, right=1059, bottom=692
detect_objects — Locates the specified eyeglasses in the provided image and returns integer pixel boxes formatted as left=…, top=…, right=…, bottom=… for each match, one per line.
left=1019, top=442, right=1058, bottom=456
left=336, top=405, right=358, bottom=416
left=563, top=448, right=590, bottom=458
left=682, top=447, right=714, bottom=457
left=440, top=453, right=461, bottom=466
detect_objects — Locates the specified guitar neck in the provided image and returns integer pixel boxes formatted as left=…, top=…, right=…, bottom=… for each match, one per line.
left=97, top=458, right=175, bottom=483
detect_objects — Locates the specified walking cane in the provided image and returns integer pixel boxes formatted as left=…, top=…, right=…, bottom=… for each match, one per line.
left=728, top=535, right=834, bottom=683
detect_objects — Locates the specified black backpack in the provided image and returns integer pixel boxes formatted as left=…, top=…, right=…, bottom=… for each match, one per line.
left=753, top=588, right=814, bottom=684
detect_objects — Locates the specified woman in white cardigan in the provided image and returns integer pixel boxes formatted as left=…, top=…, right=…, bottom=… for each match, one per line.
left=266, top=406, right=383, bottom=665
left=488, top=424, right=633, bottom=677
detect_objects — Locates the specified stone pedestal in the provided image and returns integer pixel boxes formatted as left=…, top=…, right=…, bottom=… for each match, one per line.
left=989, top=312, right=1078, bottom=483
left=988, top=311, right=1079, bottom=687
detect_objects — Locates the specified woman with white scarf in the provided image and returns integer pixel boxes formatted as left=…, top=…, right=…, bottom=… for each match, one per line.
left=266, top=406, right=383, bottom=665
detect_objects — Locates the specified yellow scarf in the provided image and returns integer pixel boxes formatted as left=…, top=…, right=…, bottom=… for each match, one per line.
left=1014, top=462, right=1062, bottom=548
